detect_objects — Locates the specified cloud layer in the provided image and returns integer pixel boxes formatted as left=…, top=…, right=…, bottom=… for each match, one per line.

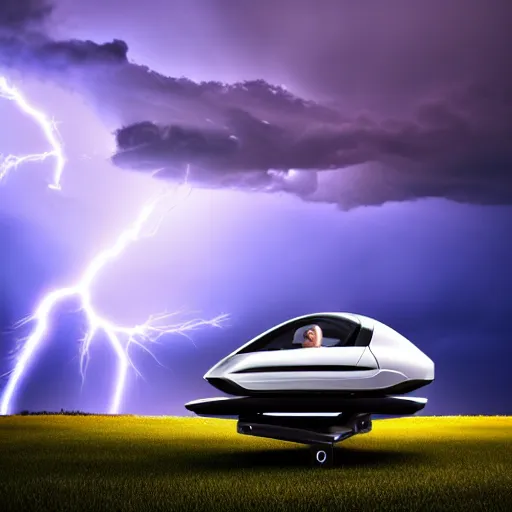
left=109, top=77, right=512, bottom=208
left=2, top=0, right=512, bottom=209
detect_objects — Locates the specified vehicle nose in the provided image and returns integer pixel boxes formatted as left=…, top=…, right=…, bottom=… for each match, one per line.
left=420, top=352, right=435, bottom=381
left=203, top=364, right=218, bottom=380
left=203, top=357, right=231, bottom=380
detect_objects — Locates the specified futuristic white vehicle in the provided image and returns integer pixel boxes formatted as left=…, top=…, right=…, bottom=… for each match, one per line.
left=185, top=312, right=434, bottom=467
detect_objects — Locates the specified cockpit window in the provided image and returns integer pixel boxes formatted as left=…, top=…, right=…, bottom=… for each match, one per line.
left=236, top=316, right=361, bottom=353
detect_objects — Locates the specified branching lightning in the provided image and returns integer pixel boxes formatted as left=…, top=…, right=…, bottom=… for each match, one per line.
left=0, top=76, right=228, bottom=415
left=0, top=77, right=64, bottom=189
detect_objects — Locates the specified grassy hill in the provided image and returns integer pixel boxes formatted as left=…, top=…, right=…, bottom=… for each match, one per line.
left=0, top=415, right=511, bottom=511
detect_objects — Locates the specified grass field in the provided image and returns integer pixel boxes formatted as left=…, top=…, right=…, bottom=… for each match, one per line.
left=0, top=415, right=511, bottom=511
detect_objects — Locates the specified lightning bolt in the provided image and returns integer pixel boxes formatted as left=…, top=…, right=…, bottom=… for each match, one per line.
left=0, top=76, right=229, bottom=415
left=0, top=77, right=64, bottom=189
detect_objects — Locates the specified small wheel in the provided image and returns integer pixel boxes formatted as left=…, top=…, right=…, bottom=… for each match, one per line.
left=310, top=445, right=333, bottom=468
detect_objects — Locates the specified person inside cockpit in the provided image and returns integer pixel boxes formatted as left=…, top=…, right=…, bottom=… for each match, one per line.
left=302, top=325, right=323, bottom=348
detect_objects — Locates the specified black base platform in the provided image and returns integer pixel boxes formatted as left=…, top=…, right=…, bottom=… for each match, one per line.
left=184, top=394, right=427, bottom=416
left=185, top=395, right=427, bottom=467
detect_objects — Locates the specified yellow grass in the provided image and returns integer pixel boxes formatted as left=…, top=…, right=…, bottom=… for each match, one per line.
left=0, top=415, right=511, bottom=511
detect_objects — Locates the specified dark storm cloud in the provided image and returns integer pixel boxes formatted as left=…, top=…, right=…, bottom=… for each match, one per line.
left=0, top=0, right=53, bottom=29
left=0, top=36, right=128, bottom=70
left=2, top=0, right=512, bottom=208
left=111, top=80, right=512, bottom=207
left=0, top=0, right=127, bottom=71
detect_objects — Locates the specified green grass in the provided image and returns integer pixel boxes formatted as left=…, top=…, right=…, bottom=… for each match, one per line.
left=0, top=415, right=511, bottom=511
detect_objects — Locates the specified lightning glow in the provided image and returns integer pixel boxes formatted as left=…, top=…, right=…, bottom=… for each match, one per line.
left=0, top=77, right=228, bottom=415
left=0, top=76, right=64, bottom=189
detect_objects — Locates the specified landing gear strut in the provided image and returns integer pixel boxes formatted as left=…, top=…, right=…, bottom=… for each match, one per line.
left=237, top=412, right=372, bottom=467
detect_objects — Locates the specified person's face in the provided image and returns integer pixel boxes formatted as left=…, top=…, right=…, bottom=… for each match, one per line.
left=305, top=329, right=316, bottom=343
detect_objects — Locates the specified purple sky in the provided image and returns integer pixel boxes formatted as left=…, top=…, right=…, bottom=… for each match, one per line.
left=1, top=0, right=511, bottom=415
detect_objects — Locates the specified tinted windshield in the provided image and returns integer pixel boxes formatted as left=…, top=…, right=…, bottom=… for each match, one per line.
left=236, top=316, right=360, bottom=353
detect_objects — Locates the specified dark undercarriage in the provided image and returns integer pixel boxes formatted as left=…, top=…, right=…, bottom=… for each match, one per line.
left=184, top=394, right=427, bottom=416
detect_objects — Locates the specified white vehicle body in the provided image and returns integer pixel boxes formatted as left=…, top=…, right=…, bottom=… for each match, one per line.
left=204, top=313, right=434, bottom=396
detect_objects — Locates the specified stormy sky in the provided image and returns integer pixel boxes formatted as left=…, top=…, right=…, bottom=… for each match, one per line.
left=1, top=0, right=511, bottom=415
